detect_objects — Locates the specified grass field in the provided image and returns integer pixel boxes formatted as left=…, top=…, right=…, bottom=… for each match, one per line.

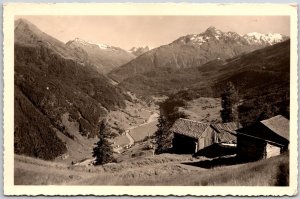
left=14, top=152, right=289, bottom=186
left=114, top=134, right=130, bottom=146
left=179, top=97, right=222, bottom=123
left=129, top=120, right=158, bottom=142
left=141, top=153, right=289, bottom=186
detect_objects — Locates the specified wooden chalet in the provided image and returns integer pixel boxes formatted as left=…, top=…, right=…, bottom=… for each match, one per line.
left=236, top=115, right=289, bottom=161
left=170, top=118, right=240, bottom=154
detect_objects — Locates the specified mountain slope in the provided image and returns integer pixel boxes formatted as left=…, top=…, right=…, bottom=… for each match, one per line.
left=15, top=19, right=86, bottom=63
left=160, top=39, right=290, bottom=127
left=14, top=19, right=129, bottom=160
left=109, top=27, right=288, bottom=82
left=66, top=38, right=135, bottom=74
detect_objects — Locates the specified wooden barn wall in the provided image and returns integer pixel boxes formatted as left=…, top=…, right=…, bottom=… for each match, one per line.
left=237, top=135, right=266, bottom=161
left=266, top=143, right=281, bottom=158
left=198, top=127, right=214, bottom=150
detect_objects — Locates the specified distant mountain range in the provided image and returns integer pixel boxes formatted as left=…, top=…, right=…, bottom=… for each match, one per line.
left=66, top=38, right=135, bottom=74
left=117, top=38, right=290, bottom=98
left=109, top=26, right=288, bottom=82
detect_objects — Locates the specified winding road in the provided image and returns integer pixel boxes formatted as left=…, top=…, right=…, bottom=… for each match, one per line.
left=125, top=130, right=135, bottom=146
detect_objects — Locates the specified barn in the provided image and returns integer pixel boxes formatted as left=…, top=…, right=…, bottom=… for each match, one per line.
left=170, top=118, right=239, bottom=154
left=236, top=115, right=289, bottom=161
left=170, top=118, right=215, bottom=154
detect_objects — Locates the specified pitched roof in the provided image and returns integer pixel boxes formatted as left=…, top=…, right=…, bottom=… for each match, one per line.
left=170, top=118, right=210, bottom=139
left=261, top=115, right=289, bottom=141
left=237, top=115, right=289, bottom=146
left=210, top=122, right=240, bottom=143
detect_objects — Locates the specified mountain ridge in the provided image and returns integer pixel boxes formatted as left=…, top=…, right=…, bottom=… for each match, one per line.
left=117, top=39, right=290, bottom=98
left=66, top=38, right=135, bottom=74
left=109, top=26, right=288, bottom=82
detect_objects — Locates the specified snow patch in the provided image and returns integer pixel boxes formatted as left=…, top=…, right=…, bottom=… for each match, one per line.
left=243, top=32, right=285, bottom=45
left=175, top=28, right=287, bottom=47
left=97, top=43, right=111, bottom=49
left=73, top=38, right=112, bottom=50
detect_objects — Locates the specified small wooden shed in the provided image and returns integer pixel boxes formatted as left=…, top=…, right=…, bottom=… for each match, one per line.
left=170, top=118, right=215, bottom=154
left=236, top=115, right=289, bottom=161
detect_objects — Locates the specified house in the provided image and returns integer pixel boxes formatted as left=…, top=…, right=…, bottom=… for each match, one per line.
left=170, top=118, right=239, bottom=154
left=236, top=115, right=289, bottom=161
left=210, top=122, right=240, bottom=145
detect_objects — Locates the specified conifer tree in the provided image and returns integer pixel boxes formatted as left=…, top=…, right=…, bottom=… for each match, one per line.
left=155, top=115, right=172, bottom=154
left=92, top=120, right=115, bottom=165
left=220, top=82, right=239, bottom=123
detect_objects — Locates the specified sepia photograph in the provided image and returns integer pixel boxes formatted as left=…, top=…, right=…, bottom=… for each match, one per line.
left=3, top=3, right=298, bottom=196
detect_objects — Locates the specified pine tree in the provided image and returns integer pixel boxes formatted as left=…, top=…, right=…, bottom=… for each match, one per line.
left=220, top=82, right=239, bottom=123
left=155, top=115, right=172, bottom=154
left=92, top=120, right=115, bottom=165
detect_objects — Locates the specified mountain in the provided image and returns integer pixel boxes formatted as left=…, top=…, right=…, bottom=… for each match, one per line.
left=243, top=32, right=288, bottom=45
left=160, top=39, right=290, bottom=127
left=14, top=19, right=129, bottom=160
left=117, top=39, right=290, bottom=98
left=66, top=38, right=135, bottom=74
left=109, top=27, right=288, bottom=82
left=129, top=46, right=150, bottom=56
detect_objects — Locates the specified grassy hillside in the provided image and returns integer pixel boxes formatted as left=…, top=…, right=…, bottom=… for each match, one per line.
left=133, top=153, right=289, bottom=186
left=15, top=152, right=289, bottom=186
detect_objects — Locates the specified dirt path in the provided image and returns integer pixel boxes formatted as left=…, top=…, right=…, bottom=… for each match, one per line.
left=125, top=131, right=135, bottom=145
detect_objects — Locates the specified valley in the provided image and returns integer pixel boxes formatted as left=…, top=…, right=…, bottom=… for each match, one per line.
left=12, top=17, right=290, bottom=187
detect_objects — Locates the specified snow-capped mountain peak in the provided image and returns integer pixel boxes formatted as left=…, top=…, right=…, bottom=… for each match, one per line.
left=97, top=43, right=111, bottom=49
left=175, top=27, right=228, bottom=46
left=243, top=32, right=286, bottom=45
left=71, top=38, right=112, bottom=50
left=174, top=27, right=288, bottom=47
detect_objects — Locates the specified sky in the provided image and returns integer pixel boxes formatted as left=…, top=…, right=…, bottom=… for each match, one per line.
left=17, top=16, right=290, bottom=50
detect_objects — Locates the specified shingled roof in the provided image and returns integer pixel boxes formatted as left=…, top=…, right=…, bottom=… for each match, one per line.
left=170, top=118, right=210, bottom=139
left=210, top=122, right=240, bottom=143
left=261, top=115, right=289, bottom=141
left=237, top=115, right=289, bottom=146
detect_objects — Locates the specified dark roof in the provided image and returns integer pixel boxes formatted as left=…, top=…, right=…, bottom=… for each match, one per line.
left=261, top=115, right=289, bottom=141
left=237, top=115, right=289, bottom=146
left=210, top=122, right=240, bottom=143
left=170, top=118, right=210, bottom=139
